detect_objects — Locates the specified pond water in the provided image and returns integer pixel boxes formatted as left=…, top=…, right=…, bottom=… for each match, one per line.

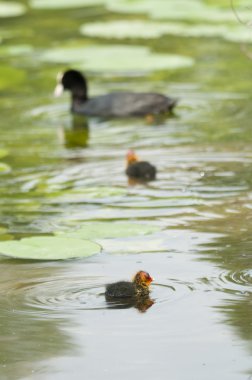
left=0, top=1, right=251, bottom=379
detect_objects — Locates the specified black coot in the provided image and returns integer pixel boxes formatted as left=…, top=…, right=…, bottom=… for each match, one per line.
left=54, top=69, right=177, bottom=117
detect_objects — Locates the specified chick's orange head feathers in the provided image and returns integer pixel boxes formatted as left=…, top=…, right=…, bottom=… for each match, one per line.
left=133, top=271, right=153, bottom=286
left=126, top=150, right=139, bottom=165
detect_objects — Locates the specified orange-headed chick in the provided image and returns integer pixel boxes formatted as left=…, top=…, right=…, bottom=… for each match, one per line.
left=105, top=271, right=153, bottom=298
left=125, top=150, right=156, bottom=181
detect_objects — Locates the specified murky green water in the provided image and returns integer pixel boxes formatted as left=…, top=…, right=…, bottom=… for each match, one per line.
left=0, top=1, right=251, bottom=379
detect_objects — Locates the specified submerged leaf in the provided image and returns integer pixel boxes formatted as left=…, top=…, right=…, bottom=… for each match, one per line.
left=0, top=236, right=101, bottom=260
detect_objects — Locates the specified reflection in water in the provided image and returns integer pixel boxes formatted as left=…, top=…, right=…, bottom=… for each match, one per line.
left=62, top=114, right=89, bottom=148
left=105, top=294, right=154, bottom=313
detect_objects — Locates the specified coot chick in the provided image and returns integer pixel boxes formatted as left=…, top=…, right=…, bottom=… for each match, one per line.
left=126, top=150, right=156, bottom=181
left=105, top=271, right=153, bottom=299
left=54, top=69, right=177, bottom=117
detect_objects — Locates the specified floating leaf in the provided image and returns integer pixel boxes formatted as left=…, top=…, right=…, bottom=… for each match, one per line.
left=0, top=44, right=33, bottom=57
left=0, top=65, right=26, bottom=90
left=30, top=0, right=104, bottom=9
left=99, top=236, right=167, bottom=253
left=107, top=0, right=246, bottom=22
left=80, top=20, right=180, bottom=39
left=49, top=186, right=127, bottom=203
left=0, top=236, right=101, bottom=260
left=0, top=1, right=26, bottom=17
left=40, top=44, right=194, bottom=72
left=55, top=222, right=160, bottom=239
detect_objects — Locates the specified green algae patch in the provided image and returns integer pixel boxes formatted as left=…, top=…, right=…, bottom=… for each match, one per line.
left=40, top=44, right=194, bottom=73
left=0, top=149, right=8, bottom=159
left=0, top=163, right=11, bottom=174
left=0, top=236, right=101, bottom=260
left=0, top=65, right=26, bottom=90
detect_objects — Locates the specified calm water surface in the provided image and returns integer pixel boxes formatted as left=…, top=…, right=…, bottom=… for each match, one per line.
left=0, top=1, right=251, bottom=379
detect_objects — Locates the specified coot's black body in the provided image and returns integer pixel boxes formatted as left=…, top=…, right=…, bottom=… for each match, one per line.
left=105, top=281, right=137, bottom=298
left=55, top=69, right=177, bottom=117
left=126, top=161, right=156, bottom=181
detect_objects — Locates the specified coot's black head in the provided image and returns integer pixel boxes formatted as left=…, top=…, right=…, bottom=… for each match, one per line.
left=54, top=69, right=88, bottom=101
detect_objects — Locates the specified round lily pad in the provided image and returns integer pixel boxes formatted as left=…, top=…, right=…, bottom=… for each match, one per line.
left=80, top=20, right=180, bottom=39
left=0, top=1, right=26, bottom=17
left=40, top=44, right=194, bottom=72
left=0, top=44, right=34, bottom=57
left=50, top=186, right=127, bottom=203
left=107, top=0, right=245, bottom=22
left=56, top=222, right=160, bottom=240
left=0, top=236, right=101, bottom=260
left=0, top=162, right=11, bottom=174
left=30, top=0, right=104, bottom=9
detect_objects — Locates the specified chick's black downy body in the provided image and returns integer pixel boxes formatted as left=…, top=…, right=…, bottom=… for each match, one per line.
left=105, top=271, right=153, bottom=300
left=126, top=161, right=156, bottom=181
left=105, top=281, right=150, bottom=299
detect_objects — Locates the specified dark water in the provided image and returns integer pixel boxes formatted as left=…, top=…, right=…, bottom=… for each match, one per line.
left=0, top=1, right=251, bottom=379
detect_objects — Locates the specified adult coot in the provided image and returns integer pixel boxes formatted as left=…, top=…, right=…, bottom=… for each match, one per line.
left=126, top=150, right=156, bottom=181
left=54, top=69, right=177, bottom=117
left=105, top=271, right=153, bottom=299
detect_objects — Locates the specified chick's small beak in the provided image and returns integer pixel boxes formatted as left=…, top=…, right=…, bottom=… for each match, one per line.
left=54, top=83, right=64, bottom=97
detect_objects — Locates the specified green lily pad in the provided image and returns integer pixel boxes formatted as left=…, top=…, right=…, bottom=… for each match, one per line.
left=80, top=20, right=180, bottom=39
left=0, top=65, right=26, bottom=90
left=0, top=236, right=101, bottom=260
left=56, top=222, right=160, bottom=239
left=107, top=0, right=246, bottom=22
left=30, top=0, right=104, bottom=9
left=0, top=163, right=11, bottom=173
left=50, top=186, right=127, bottom=203
left=0, top=1, right=26, bottom=17
left=0, top=149, right=8, bottom=159
left=0, top=44, right=34, bottom=57
left=99, top=236, right=167, bottom=253
left=40, top=44, right=194, bottom=72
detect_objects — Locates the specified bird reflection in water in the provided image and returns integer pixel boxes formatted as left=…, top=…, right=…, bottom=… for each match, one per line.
left=60, top=114, right=89, bottom=148
left=106, top=294, right=154, bottom=313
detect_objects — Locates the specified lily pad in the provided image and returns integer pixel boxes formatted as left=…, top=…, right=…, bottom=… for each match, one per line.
left=30, top=0, right=104, bottom=9
left=80, top=20, right=179, bottom=39
left=40, top=44, right=194, bottom=72
left=55, top=222, right=160, bottom=239
left=0, top=65, right=26, bottom=90
left=0, top=44, right=34, bottom=57
left=49, top=186, right=127, bottom=203
left=107, top=0, right=247, bottom=23
left=0, top=163, right=11, bottom=174
left=0, top=1, right=26, bottom=17
left=0, top=236, right=101, bottom=260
